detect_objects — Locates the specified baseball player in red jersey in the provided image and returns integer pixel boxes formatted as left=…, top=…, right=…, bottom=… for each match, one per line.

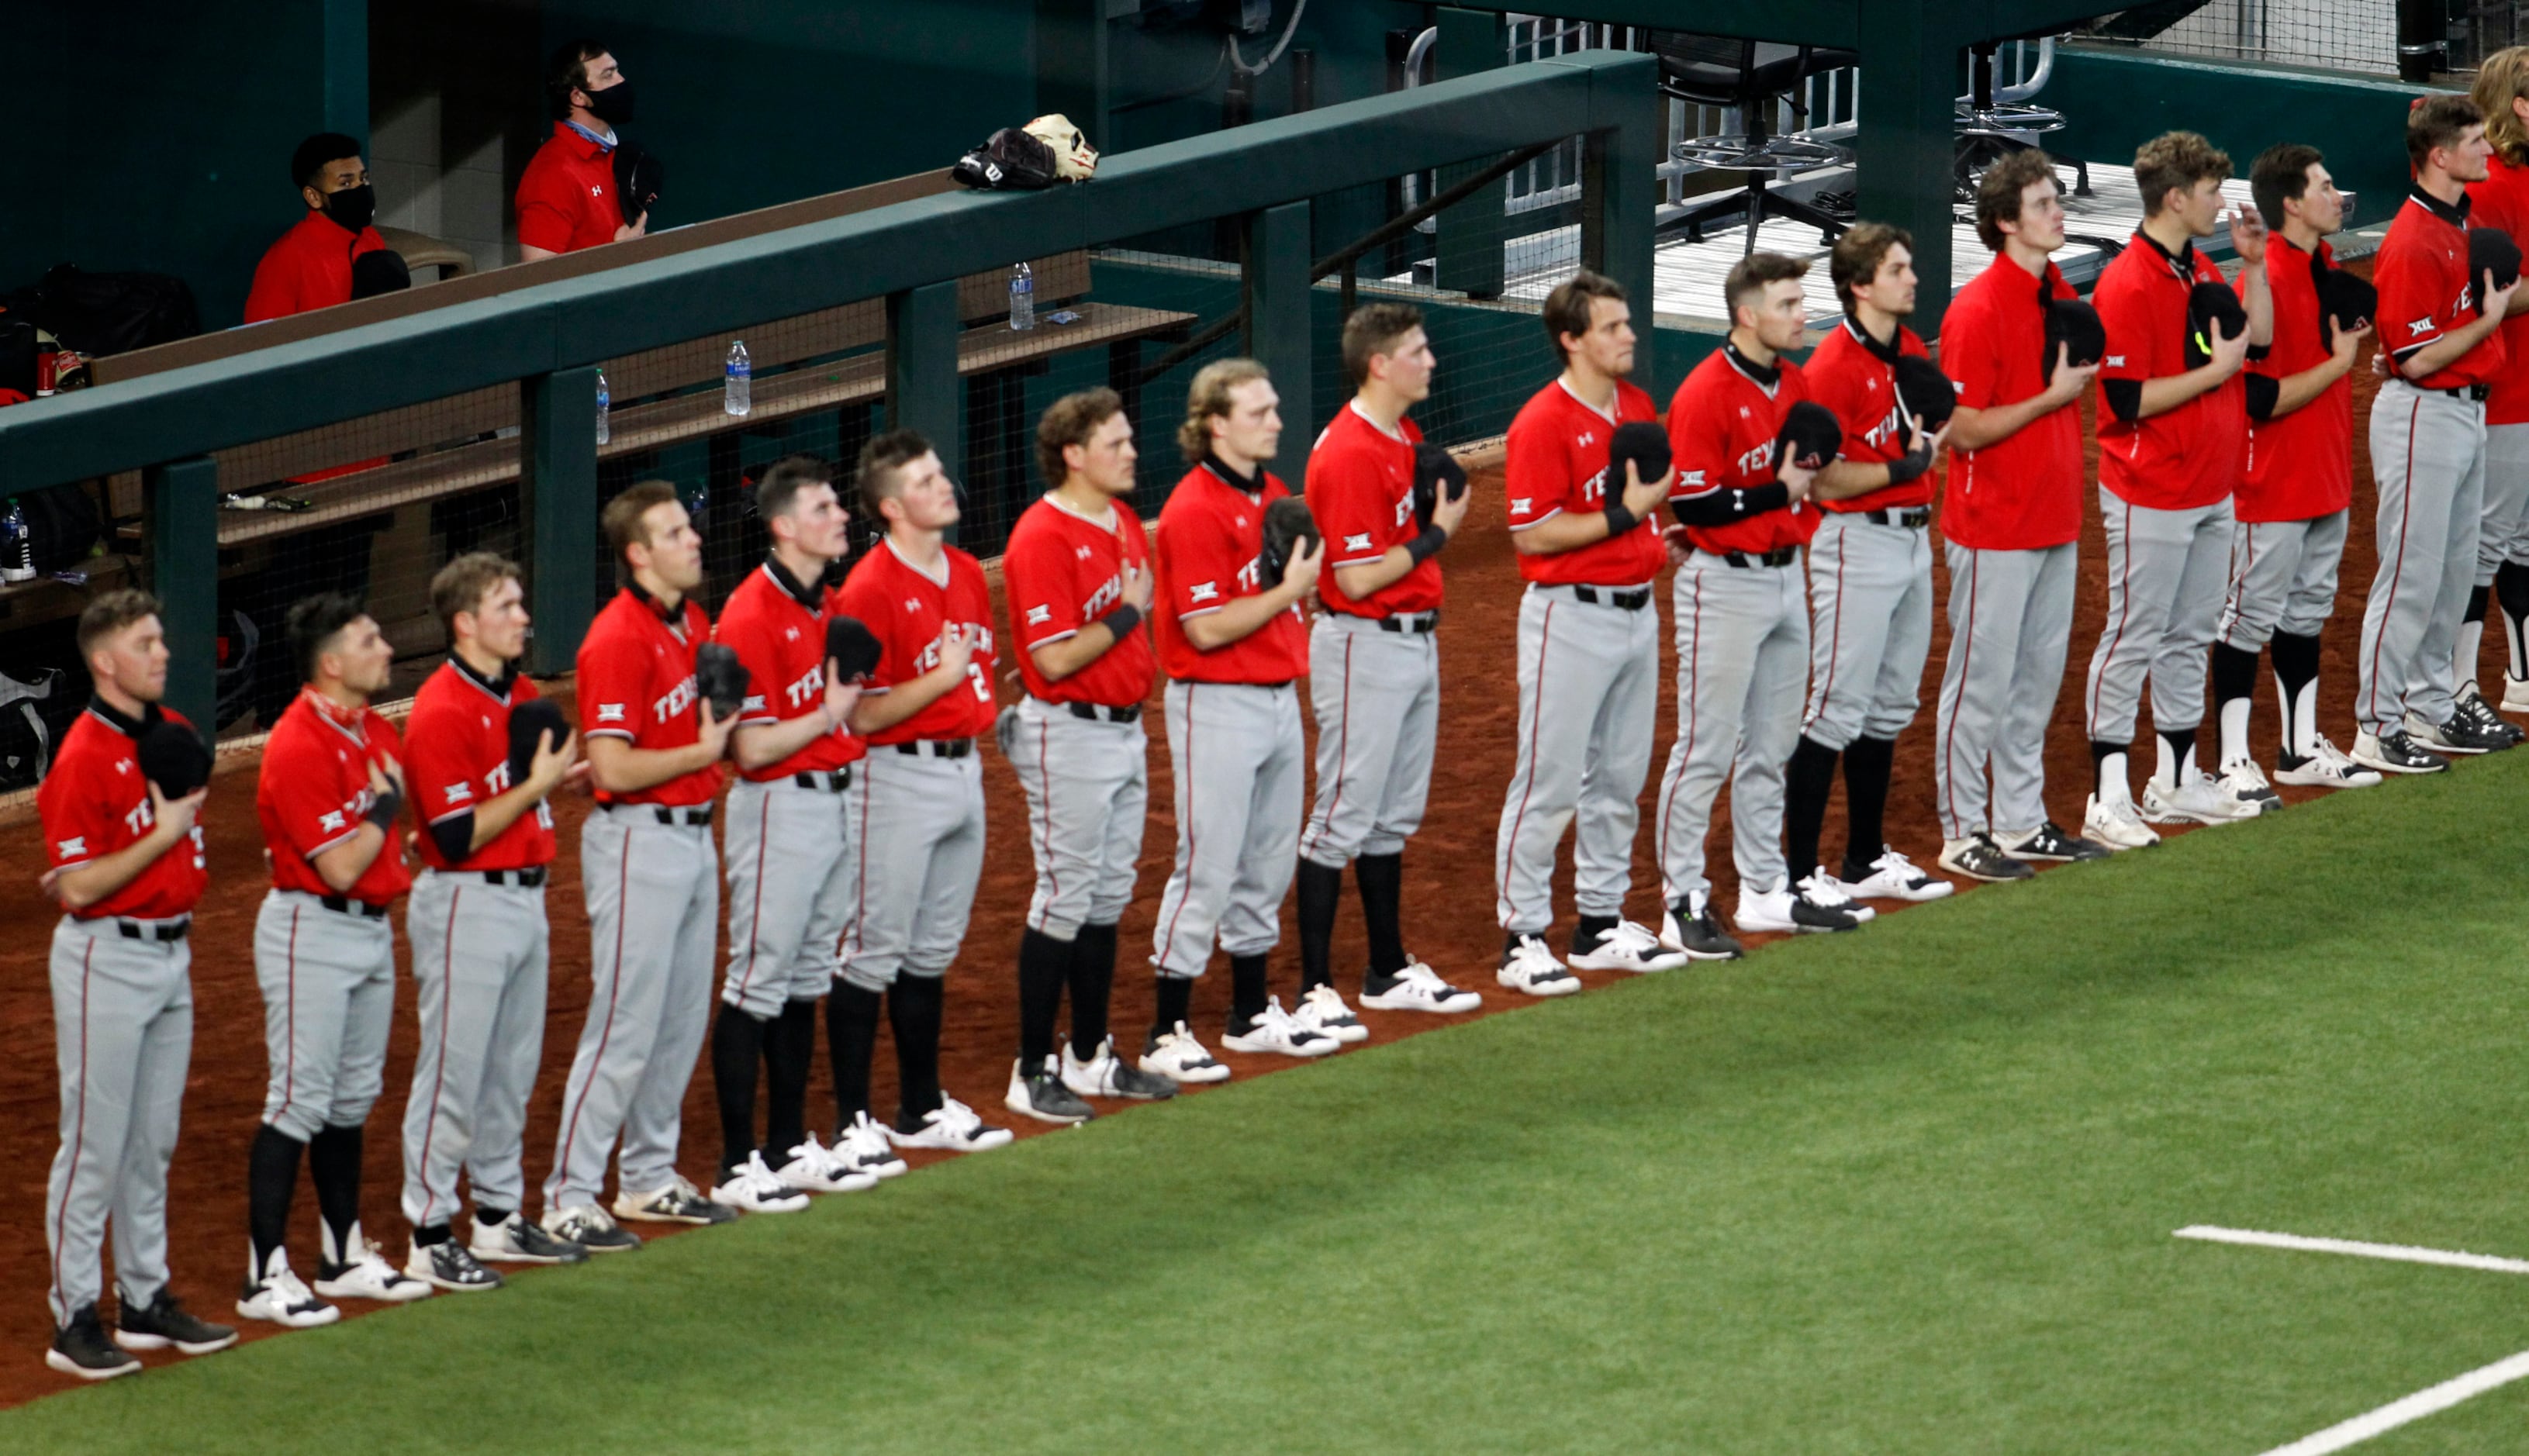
left=707, top=456, right=880, bottom=1202
left=1293, top=302, right=1483, bottom=1035
left=1932, top=150, right=2106, bottom=882
left=2082, top=131, right=2275, bottom=840
left=244, top=594, right=434, bottom=1327
left=1785, top=224, right=1956, bottom=906
left=2467, top=53, right=2529, bottom=716
left=831, top=430, right=1014, bottom=1154
left=2206, top=146, right=2381, bottom=790
left=399, top=554, right=595, bottom=1285
left=2355, top=96, right=2523, bottom=771
left=1148, top=358, right=1335, bottom=1069
left=36, top=592, right=235, bottom=1379
left=1656, top=252, right=1859, bottom=958
left=1494, top=271, right=1681, bottom=992
left=546, top=481, right=738, bottom=1243
left=997, top=391, right=1180, bottom=1122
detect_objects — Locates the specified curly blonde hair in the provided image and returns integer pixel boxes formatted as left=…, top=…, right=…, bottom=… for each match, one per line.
left=1177, top=357, right=1272, bottom=463
left=2477, top=49, right=2529, bottom=165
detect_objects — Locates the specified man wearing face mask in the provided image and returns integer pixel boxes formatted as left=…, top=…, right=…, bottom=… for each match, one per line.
left=244, top=134, right=404, bottom=323
left=517, top=40, right=650, bottom=263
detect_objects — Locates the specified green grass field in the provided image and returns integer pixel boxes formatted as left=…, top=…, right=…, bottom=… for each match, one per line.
left=14, top=760, right=2529, bottom=1454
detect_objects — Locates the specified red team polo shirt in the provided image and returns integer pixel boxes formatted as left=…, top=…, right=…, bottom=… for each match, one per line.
left=2375, top=188, right=2507, bottom=391
left=1154, top=461, right=1308, bottom=685
left=2235, top=236, right=2353, bottom=523
left=244, top=211, right=389, bottom=324
left=1306, top=402, right=1442, bottom=618
left=830, top=539, right=998, bottom=745
left=2469, top=154, right=2529, bottom=423
left=406, top=658, right=559, bottom=872
left=714, top=560, right=865, bottom=782
left=39, top=703, right=209, bottom=922
left=1003, top=494, right=1158, bottom=708
left=578, top=586, right=725, bottom=808
left=257, top=691, right=413, bottom=906
left=1940, top=255, right=2087, bottom=551
left=1502, top=377, right=1667, bottom=586
left=516, top=123, right=626, bottom=256
left=1666, top=345, right=1818, bottom=557
left=2094, top=233, right=2247, bottom=510
left=1805, top=316, right=1936, bottom=513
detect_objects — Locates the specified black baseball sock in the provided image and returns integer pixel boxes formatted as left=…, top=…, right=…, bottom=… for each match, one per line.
left=413, top=1221, right=452, bottom=1247
left=2156, top=727, right=2199, bottom=792
left=1570, top=915, right=1618, bottom=956
left=888, top=974, right=945, bottom=1128
left=710, top=1006, right=769, bottom=1178
left=247, top=1123, right=305, bottom=1279
left=2497, top=562, right=2529, bottom=678
left=2211, top=643, right=2262, bottom=768
left=307, top=1122, right=363, bottom=1271
left=825, top=983, right=883, bottom=1128
left=1017, top=927, right=1074, bottom=1069
left=2090, top=739, right=2129, bottom=800
left=1149, top=973, right=1194, bottom=1049
left=1228, top=953, right=1269, bottom=1034
left=472, top=1206, right=512, bottom=1233
left=1355, top=852, right=1408, bottom=979
left=1782, top=736, right=1839, bottom=882
left=2271, top=630, right=2322, bottom=758
left=1294, top=857, right=1343, bottom=992
left=1069, top=923, right=1118, bottom=1061
left=1840, top=735, right=1896, bottom=878
left=764, top=998, right=818, bottom=1158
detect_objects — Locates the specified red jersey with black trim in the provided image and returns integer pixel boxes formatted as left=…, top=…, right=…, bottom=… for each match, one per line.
left=1939, top=254, right=2087, bottom=551
left=257, top=691, right=411, bottom=906
left=1504, top=377, right=1666, bottom=585
left=2236, top=236, right=2353, bottom=523
left=515, top=123, right=625, bottom=256
left=1665, top=345, right=1817, bottom=556
left=830, top=538, right=998, bottom=745
left=38, top=704, right=209, bottom=921
left=1306, top=402, right=1441, bottom=618
left=714, top=561, right=864, bottom=781
left=1805, top=316, right=1936, bottom=512
left=244, top=211, right=389, bottom=324
left=406, top=659, right=558, bottom=872
left=1154, top=461, right=1308, bottom=684
left=2093, top=233, right=2246, bottom=510
left=2468, top=154, right=2529, bottom=422
left=577, top=586, right=724, bottom=808
left=1003, top=493, right=1156, bottom=708
left=2374, top=187, right=2507, bottom=391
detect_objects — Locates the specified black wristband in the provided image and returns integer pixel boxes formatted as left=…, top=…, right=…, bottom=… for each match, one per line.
left=1095, top=602, right=1142, bottom=640
left=364, top=786, right=402, bottom=831
left=1603, top=500, right=1639, bottom=537
left=1404, top=524, right=1449, bottom=565
left=1884, top=443, right=1933, bottom=486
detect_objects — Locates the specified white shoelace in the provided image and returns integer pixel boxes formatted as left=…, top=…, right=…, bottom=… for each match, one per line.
left=931, top=1096, right=984, bottom=1140
left=1796, top=876, right=1855, bottom=908
left=1599, top=922, right=1663, bottom=956
left=266, top=1264, right=317, bottom=1306
left=2310, top=735, right=2361, bottom=771
left=1155, top=1024, right=1213, bottom=1062
left=1301, top=985, right=1354, bottom=1020
left=1396, top=964, right=1454, bottom=997
left=842, top=1113, right=895, bottom=1161
left=1869, top=849, right=1923, bottom=878
left=565, top=1204, right=621, bottom=1234
left=1508, top=938, right=1563, bottom=978
left=2222, top=759, right=2274, bottom=790
left=731, top=1152, right=789, bottom=1196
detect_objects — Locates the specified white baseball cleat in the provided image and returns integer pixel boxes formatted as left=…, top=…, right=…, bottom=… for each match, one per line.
left=2083, top=793, right=2161, bottom=850
left=2274, top=735, right=2382, bottom=788
left=2140, top=770, right=2261, bottom=825
left=889, top=1095, right=1014, bottom=1152
left=1221, top=996, right=1343, bottom=1057
left=1734, top=882, right=1860, bottom=934
left=1292, top=983, right=1370, bottom=1044
left=2214, top=758, right=2284, bottom=815
left=1794, top=872, right=1875, bottom=923
left=237, top=1250, right=340, bottom=1328
left=1828, top=848, right=1953, bottom=902
left=1062, top=1037, right=1179, bottom=1099
left=2505, top=675, right=2529, bottom=713
left=314, top=1229, right=433, bottom=1303
left=1497, top=934, right=1584, bottom=995
left=1359, top=960, right=1482, bottom=1013
left=1140, top=1022, right=1232, bottom=1083
left=1566, top=919, right=1689, bottom=971
left=836, top=1111, right=912, bottom=1178
left=774, top=1136, right=879, bottom=1194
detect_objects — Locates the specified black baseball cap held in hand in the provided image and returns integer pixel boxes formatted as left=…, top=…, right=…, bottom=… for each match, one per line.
left=2472, top=226, right=2522, bottom=295
left=1411, top=441, right=1468, bottom=528
left=1608, top=421, right=1671, bottom=489
left=1257, top=496, right=1318, bottom=591
left=136, top=719, right=212, bottom=798
left=1891, top=355, right=1957, bottom=436
left=2185, top=281, right=2249, bottom=369
left=2314, top=267, right=2378, bottom=343
left=825, top=615, right=883, bottom=681
left=506, top=699, right=570, bottom=785
left=2044, top=297, right=2106, bottom=380
left=693, top=643, right=748, bottom=719
left=1774, top=400, right=1843, bottom=473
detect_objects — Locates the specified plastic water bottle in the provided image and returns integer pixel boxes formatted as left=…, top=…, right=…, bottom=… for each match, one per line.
left=1, top=499, right=33, bottom=584
left=1009, top=261, right=1035, bottom=332
left=724, top=340, right=751, bottom=417
left=593, top=367, right=611, bottom=445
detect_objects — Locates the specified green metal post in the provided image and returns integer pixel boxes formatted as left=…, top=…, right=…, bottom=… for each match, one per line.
left=1855, top=6, right=1961, bottom=329
left=1434, top=7, right=1508, bottom=299
left=523, top=367, right=598, bottom=677
left=1582, top=79, right=1660, bottom=386
left=142, top=455, right=219, bottom=741
left=1242, top=200, right=1315, bottom=481
left=886, top=281, right=963, bottom=488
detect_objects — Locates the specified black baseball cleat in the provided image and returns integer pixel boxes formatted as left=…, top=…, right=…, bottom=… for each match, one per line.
left=1660, top=897, right=1743, bottom=961
left=2406, top=710, right=2511, bottom=756
left=1937, top=832, right=2036, bottom=883
left=2351, top=728, right=2449, bottom=775
left=2004, top=821, right=2111, bottom=863
left=2451, top=690, right=2525, bottom=747
left=112, top=1288, right=237, bottom=1356
left=48, top=1303, right=140, bottom=1381
left=1005, top=1057, right=1097, bottom=1125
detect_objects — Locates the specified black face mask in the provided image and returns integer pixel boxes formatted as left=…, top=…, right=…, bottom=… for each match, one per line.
left=583, top=78, right=636, bottom=127
left=320, top=183, right=375, bottom=234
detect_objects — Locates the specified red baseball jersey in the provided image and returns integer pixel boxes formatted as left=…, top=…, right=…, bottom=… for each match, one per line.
left=1305, top=402, right=1442, bottom=618
left=1938, top=254, right=2087, bottom=552
left=257, top=691, right=412, bottom=906
left=1504, top=377, right=1667, bottom=586
left=1805, top=316, right=1936, bottom=513
left=244, top=211, right=390, bottom=324
left=406, top=658, right=558, bottom=872
left=2469, top=154, right=2529, bottom=423
left=1003, top=493, right=1157, bottom=708
left=714, top=560, right=865, bottom=781
left=577, top=586, right=725, bottom=808
left=2374, top=188, right=2507, bottom=391
left=2235, top=235, right=2353, bottom=523
left=1154, top=461, right=1307, bottom=684
left=38, top=703, right=209, bottom=921
left=2092, top=233, right=2246, bottom=510
left=830, top=538, right=998, bottom=745
left=1666, top=345, right=1818, bottom=557
left=515, top=123, right=626, bottom=256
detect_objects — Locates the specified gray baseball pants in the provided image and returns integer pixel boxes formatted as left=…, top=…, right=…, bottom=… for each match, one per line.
left=1151, top=679, right=1304, bottom=975
left=254, top=890, right=395, bottom=1143
left=1935, top=541, right=2076, bottom=842
left=2480, top=421, right=2529, bottom=584
left=2218, top=512, right=2348, bottom=650
left=1655, top=552, right=1807, bottom=908
left=838, top=749, right=984, bottom=991
left=400, top=872, right=548, bottom=1230
left=2359, top=379, right=2485, bottom=736
left=1001, top=699, right=1145, bottom=941
left=1804, top=512, right=1934, bottom=750
left=2083, top=489, right=2234, bottom=747
left=1301, top=612, right=1438, bottom=868
left=722, top=775, right=855, bottom=1016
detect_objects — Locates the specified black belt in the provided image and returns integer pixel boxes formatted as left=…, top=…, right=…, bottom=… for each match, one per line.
left=2414, top=381, right=2492, bottom=402
left=1568, top=585, right=1651, bottom=612
left=1721, top=547, right=1800, bottom=568
left=319, top=894, right=390, bottom=919
left=1861, top=507, right=1931, bottom=529
left=477, top=868, right=548, bottom=888
left=791, top=768, right=853, bottom=792
left=1375, top=612, right=1439, bottom=634
left=895, top=738, right=974, bottom=759
left=1064, top=702, right=1143, bottom=724
left=114, top=917, right=190, bottom=943
left=607, top=804, right=714, bottom=826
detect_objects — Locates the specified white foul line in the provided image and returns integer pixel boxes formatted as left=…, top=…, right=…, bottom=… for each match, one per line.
left=2252, top=1350, right=2529, bottom=1456
left=2173, top=1226, right=2529, bottom=1277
